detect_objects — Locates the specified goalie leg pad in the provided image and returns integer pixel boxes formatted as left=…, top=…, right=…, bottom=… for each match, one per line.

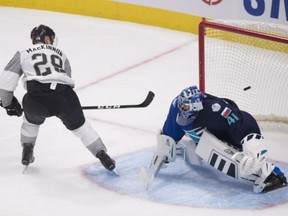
left=177, top=139, right=202, bottom=166
left=195, top=130, right=239, bottom=179
left=150, top=134, right=176, bottom=169
left=196, top=131, right=283, bottom=192
left=240, top=133, right=268, bottom=175
left=253, top=162, right=275, bottom=193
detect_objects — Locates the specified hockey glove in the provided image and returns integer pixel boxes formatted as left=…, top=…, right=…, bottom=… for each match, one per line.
left=1, top=96, right=23, bottom=117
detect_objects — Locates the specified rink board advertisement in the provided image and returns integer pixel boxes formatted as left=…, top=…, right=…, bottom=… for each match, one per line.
left=113, top=0, right=288, bottom=25
left=0, top=0, right=202, bottom=33
left=116, top=0, right=288, bottom=25
left=0, top=0, right=287, bottom=32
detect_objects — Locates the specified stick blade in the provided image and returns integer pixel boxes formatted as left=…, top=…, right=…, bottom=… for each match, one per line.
left=82, top=90, right=155, bottom=110
left=139, top=166, right=153, bottom=190
left=22, top=165, right=30, bottom=174
left=140, top=91, right=155, bottom=107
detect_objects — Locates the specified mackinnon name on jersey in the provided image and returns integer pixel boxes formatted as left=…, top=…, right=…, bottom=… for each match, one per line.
left=26, top=45, right=63, bottom=56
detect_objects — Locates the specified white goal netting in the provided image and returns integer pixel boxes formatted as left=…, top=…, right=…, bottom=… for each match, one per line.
left=199, top=20, right=288, bottom=130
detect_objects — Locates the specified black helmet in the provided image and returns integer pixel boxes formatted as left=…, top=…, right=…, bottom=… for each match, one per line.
left=30, top=24, right=55, bottom=45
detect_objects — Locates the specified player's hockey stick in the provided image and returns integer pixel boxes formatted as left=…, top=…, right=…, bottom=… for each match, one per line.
left=81, top=91, right=155, bottom=110
left=22, top=165, right=30, bottom=174
left=18, top=91, right=155, bottom=112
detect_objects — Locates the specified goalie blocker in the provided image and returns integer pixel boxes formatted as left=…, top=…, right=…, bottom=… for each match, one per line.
left=195, top=131, right=287, bottom=193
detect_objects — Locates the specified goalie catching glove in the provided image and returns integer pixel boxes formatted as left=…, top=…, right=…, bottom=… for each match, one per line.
left=0, top=96, right=23, bottom=117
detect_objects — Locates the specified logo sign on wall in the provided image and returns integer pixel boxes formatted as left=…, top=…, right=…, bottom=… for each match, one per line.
left=113, top=0, right=287, bottom=25
left=202, top=0, right=223, bottom=6
left=243, top=0, right=288, bottom=21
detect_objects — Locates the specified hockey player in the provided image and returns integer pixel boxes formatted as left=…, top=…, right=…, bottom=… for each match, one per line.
left=150, top=85, right=287, bottom=193
left=0, top=24, right=115, bottom=171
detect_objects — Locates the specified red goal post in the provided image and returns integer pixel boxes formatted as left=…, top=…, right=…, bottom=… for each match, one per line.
left=198, top=19, right=288, bottom=128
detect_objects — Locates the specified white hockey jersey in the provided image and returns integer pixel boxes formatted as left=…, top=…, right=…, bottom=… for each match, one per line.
left=0, top=44, right=74, bottom=106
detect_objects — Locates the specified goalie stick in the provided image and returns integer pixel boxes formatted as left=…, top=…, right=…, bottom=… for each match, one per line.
left=81, top=91, right=155, bottom=110
left=139, top=159, right=165, bottom=190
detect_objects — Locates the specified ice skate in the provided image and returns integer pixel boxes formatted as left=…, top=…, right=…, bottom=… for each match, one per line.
left=22, top=143, right=35, bottom=166
left=96, top=150, right=116, bottom=171
left=262, top=168, right=287, bottom=193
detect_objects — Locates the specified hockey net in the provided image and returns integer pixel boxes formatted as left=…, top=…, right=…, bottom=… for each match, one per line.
left=198, top=19, right=288, bottom=130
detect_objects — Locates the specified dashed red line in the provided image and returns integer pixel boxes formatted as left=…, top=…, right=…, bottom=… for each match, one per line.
left=87, top=116, right=155, bottom=134
left=75, top=40, right=194, bottom=92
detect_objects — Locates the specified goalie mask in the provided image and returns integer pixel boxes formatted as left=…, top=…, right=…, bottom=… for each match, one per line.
left=178, top=86, right=204, bottom=118
left=31, top=24, right=56, bottom=45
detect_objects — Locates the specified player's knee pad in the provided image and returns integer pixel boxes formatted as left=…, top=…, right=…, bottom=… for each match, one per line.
left=21, top=115, right=40, bottom=145
left=72, top=120, right=100, bottom=147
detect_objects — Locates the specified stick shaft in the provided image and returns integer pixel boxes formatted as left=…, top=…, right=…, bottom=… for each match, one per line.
left=81, top=91, right=155, bottom=110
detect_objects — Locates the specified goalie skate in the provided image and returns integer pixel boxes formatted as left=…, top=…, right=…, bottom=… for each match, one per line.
left=262, top=171, right=287, bottom=193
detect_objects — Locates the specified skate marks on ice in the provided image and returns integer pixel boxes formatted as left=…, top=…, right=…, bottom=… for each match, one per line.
left=82, top=148, right=288, bottom=209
